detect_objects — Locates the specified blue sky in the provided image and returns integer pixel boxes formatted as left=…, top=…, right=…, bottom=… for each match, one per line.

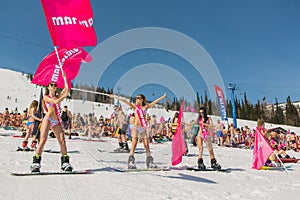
left=0, top=0, right=300, bottom=105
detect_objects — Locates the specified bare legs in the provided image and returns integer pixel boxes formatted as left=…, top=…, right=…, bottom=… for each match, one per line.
left=197, top=136, right=215, bottom=159
left=35, top=119, right=67, bottom=156
left=128, top=128, right=155, bottom=169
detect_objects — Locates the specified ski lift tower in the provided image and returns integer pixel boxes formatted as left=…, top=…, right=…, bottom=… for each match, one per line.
left=228, top=84, right=238, bottom=128
left=116, top=86, right=122, bottom=106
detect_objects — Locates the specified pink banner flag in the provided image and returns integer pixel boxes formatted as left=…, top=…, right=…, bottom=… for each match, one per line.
left=32, top=47, right=92, bottom=88
left=252, top=128, right=274, bottom=170
left=41, top=0, right=97, bottom=47
left=172, top=102, right=186, bottom=166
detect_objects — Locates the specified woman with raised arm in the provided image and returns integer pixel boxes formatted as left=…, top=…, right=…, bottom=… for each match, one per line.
left=30, top=73, right=72, bottom=173
left=109, top=93, right=166, bottom=169
left=196, top=106, right=221, bottom=170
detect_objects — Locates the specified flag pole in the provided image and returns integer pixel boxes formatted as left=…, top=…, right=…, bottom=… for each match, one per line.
left=53, top=46, right=65, bottom=74
left=274, top=152, right=289, bottom=174
left=71, top=88, right=110, bottom=97
left=53, top=46, right=69, bottom=91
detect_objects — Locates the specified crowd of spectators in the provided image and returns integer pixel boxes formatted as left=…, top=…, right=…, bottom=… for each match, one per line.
left=0, top=108, right=27, bottom=130
left=1, top=106, right=300, bottom=153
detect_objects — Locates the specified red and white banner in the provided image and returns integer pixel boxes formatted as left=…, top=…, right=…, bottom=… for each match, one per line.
left=32, top=48, right=92, bottom=88
left=252, top=128, right=274, bottom=170
left=214, top=85, right=228, bottom=121
left=41, top=0, right=97, bottom=47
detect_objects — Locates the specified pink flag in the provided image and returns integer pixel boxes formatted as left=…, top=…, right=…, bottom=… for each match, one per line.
left=41, top=0, right=97, bottom=47
left=172, top=102, right=186, bottom=166
left=32, top=47, right=92, bottom=88
left=252, top=128, right=274, bottom=170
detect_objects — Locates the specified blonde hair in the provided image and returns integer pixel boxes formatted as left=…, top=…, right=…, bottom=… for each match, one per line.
left=29, top=100, right=38, bottom=110
left=257, top=118, right=265, bottom=128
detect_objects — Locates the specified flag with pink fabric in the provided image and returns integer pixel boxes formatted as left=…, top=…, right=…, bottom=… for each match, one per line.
left=32, top=47, right=92, bottom=88
left=252, top=128, right=274, bottom=170
left=172, top=102, right=186, bottom=166
left=40, top=0, right=97, bottom=48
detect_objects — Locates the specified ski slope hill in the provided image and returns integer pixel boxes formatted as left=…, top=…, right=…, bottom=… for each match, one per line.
left=1, top=67, right=300, bottom=134
left=0, top=68, right=41, bottom=112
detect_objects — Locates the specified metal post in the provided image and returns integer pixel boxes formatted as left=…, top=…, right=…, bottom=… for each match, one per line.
left=228, top=84, right=238, bottom=128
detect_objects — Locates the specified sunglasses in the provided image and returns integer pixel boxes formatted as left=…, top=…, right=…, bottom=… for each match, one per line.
left=199, top=111, right=204, bottom=114
left=49, top=83, right=57, bottom=87
left=136, top=96, right=141, bottom=100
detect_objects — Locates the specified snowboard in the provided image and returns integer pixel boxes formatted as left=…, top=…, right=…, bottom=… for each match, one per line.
left=16, top=147, right=34, bottom=152
left=110, top=149, right=130, bottom=153
left=43, top=149, right=80, bottom=154
left=260, top=165, right=291, bottom=170
left=186, top=167, right=231, bottom=173
left=10, top=169, right=91, bottom=176
left=108, top=149, right=145, bottom=154
left=110, top=167, right=170, bottom=172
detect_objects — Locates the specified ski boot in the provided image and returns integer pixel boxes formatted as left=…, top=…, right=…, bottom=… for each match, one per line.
left=121, top=142, right=130, bottom=153
left=197, top=158, right=206, bottom=170
left=61, top=155, right=73, bottom=172
left=211, top=158, right=221, bottom=170
left=128, top=155, right=137, bottom=169
left=30, top=155, right=41, bottom=173
left=23, top=146, right=31, bottom=151
left=114, top=142, right=124, bottom=152
left=146, top=156, right=157, bottom=168
left=30, top=141, right=38, bottom=150
left=20, top=141, right=30, bottom=151
left=285, top=154, right=295, bottom=159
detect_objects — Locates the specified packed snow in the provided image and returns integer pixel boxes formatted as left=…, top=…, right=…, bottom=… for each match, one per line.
left=0, top=68, right=299, bottom=200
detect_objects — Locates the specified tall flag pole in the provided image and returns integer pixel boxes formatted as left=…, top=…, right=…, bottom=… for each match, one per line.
left=32, top=88, right=43, bottom=139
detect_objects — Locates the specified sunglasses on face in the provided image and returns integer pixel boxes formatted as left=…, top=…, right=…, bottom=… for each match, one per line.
left=136, top=96, right=141, bottom=100
left=199, top=111, right=204, bottom=114
left=49, top=83, right=57, bottom=87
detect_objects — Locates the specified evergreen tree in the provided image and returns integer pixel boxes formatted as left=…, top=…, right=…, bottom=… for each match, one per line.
left=204, top=91, right=208, bottom=110
left=196, top=92, right=200, bottom=107
left=227, top=100, right=232, bottom=118
left=285, top=96, right=300, bottom=126
left=274, top=98, right=284, bottom=124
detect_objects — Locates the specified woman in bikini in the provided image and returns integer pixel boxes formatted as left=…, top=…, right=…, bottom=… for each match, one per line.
left=30, top=73, right=72, bottom=173
left=19, top=100, right=42, bottom=151
left=196, top=106, right=221, bottom=170
left=109, top=93, right=166, bottom=169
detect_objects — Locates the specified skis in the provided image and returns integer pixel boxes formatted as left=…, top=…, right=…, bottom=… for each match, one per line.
left=186, top=167, right=231, bottom=173
left=10, top=169, right=91, bottom=176
left=110, top=167, right=170, bottom=172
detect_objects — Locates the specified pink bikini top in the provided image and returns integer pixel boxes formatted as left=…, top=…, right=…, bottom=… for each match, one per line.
left=44, top=95, right=62, bottom=124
